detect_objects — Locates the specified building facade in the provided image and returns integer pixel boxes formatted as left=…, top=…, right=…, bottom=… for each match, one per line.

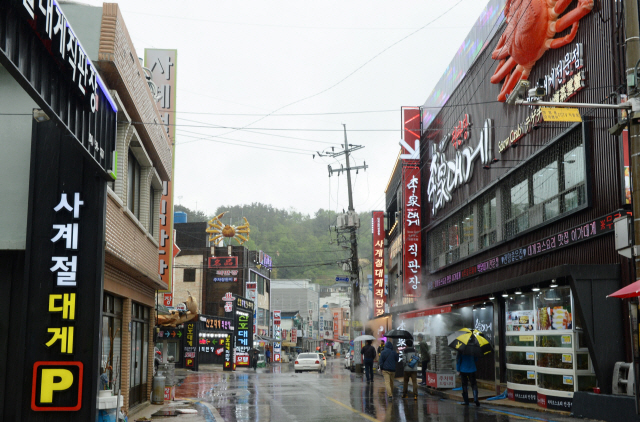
left=63, top=2, right=173, bottom=411
left=386, top=0, right=631, bottom=411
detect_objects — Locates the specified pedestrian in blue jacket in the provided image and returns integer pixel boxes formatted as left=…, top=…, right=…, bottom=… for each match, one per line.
left=456, top=352, right=479, bottom=406
left=378, top=340, right=399, bottom=399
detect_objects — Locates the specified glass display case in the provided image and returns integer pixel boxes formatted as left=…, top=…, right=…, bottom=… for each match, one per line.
left=505, top=287, right=595, bottom=405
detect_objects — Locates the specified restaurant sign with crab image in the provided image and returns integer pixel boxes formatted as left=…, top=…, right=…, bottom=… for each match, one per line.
left=206, top=212, right=251, bottom=246
left=490, top=0, right=593, bottom=102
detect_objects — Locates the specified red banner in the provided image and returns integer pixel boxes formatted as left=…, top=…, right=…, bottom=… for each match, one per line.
left=292, top=329, right=297, bottom=343
left=372, top=211, right=385, bottom=317
left=333, top=313, right=339, bottom=340
left=403, top=165, right=422, bottom=297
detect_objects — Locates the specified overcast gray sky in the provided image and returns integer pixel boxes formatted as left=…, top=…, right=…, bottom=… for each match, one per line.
left=81, top=0, right=492, bottom=216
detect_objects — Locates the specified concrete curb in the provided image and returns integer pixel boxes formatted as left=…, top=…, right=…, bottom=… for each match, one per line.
left=417, top=384, right=571, bottom=417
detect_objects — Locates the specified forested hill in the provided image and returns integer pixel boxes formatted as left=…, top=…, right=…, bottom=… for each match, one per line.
left=174, top=203, right=373, bottom=284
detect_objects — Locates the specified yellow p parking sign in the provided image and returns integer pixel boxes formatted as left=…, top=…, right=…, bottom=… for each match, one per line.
left=31, top=361, right=83, bottom=411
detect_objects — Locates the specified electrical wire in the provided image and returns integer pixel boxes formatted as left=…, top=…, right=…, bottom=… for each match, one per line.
left=209, top=0, right=468, bottom=139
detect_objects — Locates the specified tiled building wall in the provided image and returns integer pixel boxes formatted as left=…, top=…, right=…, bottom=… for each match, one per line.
left=105, top=190, right=159, bottom=281
left=98, top=3, right=172, bottom=180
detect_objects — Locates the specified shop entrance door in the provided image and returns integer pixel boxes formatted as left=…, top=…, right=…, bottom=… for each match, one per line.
left=129, top=303, right=149, bottom=408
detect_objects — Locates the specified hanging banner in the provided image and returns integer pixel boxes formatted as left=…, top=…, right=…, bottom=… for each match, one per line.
left=372, top=211, right=385, bottom=316
left=183, top=321, right=198, bottom=371
left=403, top=165, right=422, bottom=297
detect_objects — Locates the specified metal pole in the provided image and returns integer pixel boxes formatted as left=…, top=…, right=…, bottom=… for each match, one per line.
left=343, top=125, right=360, bottom=340
left=624, top=0, right=640, bottom=412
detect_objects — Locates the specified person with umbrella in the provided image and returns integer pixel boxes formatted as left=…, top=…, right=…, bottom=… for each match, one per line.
left=248, top=347, right=260, bottom=371
left=456, top=352, right=479, bottom=406
left=378, top=341, right=399, bottom=399
left=448, top=328, right=492, bottom=406
left=360, top=339, right=377, bottom=382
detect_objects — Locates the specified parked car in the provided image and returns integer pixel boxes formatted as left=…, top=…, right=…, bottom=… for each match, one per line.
left=294, top=353, right=324, bottom=373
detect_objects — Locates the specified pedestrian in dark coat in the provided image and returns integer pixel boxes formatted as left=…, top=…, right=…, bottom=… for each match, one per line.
left=456, top=352, right=480, bottom=406
left=265, top=348, right=271, bottom=364
left=417, top=335, right=430, bottom=385
left=360, top=340, right=377, bottom=382
left=378, top=341, right=399, bottom=399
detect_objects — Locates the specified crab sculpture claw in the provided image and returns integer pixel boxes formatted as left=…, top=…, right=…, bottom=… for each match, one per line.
left=490, top=0, right=593, bottom=102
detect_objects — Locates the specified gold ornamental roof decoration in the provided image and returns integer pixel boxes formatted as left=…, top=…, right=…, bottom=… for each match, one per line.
left=206, top=211, right=251, bottom=246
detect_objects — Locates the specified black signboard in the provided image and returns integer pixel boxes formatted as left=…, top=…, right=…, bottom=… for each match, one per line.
left=224, top=294, right=255, bottom=368
left=209, top=256, right=238, bottom=269
left=0, top=2, right=118, bottom=179
left=542, top=394, right=573, bottom=411
left=430, top=210, right=631, bottom=290
left=183, top=321, right=198, bottom=371
left=223, top=333, right=233, bottom=371
left=472, top=305, right=494, bottom=345
left=6, top=120, right=106, bottom=421
left=197, top=314, right=233, bottom=364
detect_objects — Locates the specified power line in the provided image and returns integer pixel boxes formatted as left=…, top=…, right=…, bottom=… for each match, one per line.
left=209, top=0, right=468, bottom=139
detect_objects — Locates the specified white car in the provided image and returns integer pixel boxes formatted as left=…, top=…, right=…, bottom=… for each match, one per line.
left=294, top=353, right=324, bottom=373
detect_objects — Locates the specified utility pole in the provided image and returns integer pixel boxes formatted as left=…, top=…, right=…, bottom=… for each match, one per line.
left=624, top=0, right=640, bottom=413
left=317, top=125, right=368, bottom=344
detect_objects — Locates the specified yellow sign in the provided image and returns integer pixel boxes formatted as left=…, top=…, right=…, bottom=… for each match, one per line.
left=519, top=335, right=534, bottom=342
left=540, top=107, right=582, bottom=122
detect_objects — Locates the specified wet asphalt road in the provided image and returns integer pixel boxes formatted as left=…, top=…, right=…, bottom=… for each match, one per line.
left=175, top=358, right=597, bottom=422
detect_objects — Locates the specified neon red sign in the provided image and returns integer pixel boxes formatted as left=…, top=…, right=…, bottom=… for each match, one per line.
left=403, top=165, right=422, bottom=297
left=372, top=211, right=385, bottom=317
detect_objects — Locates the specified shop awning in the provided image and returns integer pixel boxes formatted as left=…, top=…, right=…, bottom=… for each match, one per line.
left=282, top=341, right=297, bottom=347
left=607, top=280, right=640, bottom=299
left=399, top=304, right=452, bottom=319
left=255, top=335, right=276, bottom=342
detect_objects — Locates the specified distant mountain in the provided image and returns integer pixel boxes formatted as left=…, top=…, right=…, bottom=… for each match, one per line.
left=174, top=203, right=373, bottom=284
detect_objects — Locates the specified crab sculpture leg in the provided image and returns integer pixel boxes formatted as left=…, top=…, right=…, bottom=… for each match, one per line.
left=491, top=0, right=593, bottom=102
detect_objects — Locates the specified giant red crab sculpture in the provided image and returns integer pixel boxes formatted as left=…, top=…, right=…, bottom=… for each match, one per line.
left=490, top=0, right=593, bottom=102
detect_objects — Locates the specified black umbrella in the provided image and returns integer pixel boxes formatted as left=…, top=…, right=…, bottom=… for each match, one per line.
left=385, top=329, right=413, bottom=340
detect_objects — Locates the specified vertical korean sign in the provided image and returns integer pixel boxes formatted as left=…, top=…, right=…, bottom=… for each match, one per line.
left=183, top=321, right=198, bottom=371
left=403, top=164, right=422, bottom=297
left=372, top=211, right=385, bottom=317
left=234, top=296, right=254, bottom=367
left=145, top=49, right=177, bottom=306
left=23, top=120, right=108, bottom=420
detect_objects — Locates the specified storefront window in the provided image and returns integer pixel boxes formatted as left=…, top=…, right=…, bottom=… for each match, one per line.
left=578, top=375, right=597, bottom=392
left=102, top=294, right=122, bottom=390
left=509, top=179, right=529, bottom=235
left=538, top=372, right=574, bottom=392
left=506, top=336, right=534, bottom=347
left=506, top=295, right=535, bottom=332
left=537, top=334, right=572, bottom=348
left=535, top=287, right=572, bottom=331
left=507, top=368, right=536, bottom=385
left=427, top=127, right=586, bottom=270
left=479, top=194, right=497, bottom=249
left=576, top=353, right=589, bottom=370
left=507, top=351, right=535, bottom=366
left=537, top=352, right=573, bottom=369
